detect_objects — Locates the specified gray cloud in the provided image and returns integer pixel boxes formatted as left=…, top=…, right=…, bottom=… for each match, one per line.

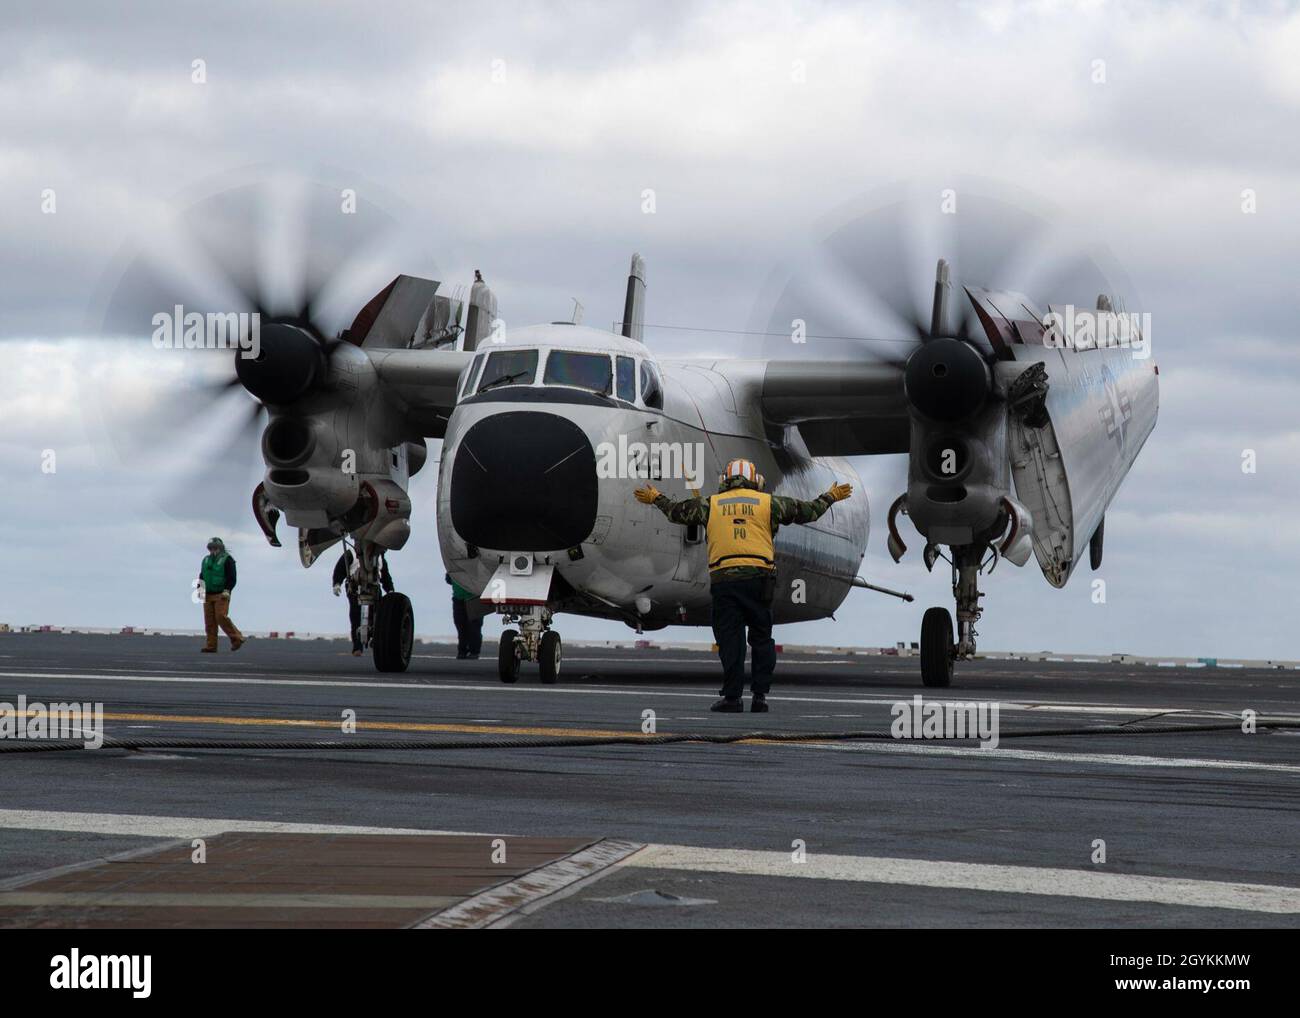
left=2, top=0, right=1297, bottom=657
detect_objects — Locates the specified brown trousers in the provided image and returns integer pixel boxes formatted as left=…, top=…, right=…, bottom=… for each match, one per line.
left=203, top=592, right=244, bottom=650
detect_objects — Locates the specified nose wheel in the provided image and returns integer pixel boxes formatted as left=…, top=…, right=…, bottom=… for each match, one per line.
left=538, top=631, right=562, bottom=684
left=496, top=611, right=562, bottom=684
left=498, top=628, right=521, bottom=683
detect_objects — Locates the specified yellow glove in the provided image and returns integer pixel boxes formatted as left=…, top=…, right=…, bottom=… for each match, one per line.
left=826, top=482, right=853, bottom=502
left=634, top=484, right=662, bottom=504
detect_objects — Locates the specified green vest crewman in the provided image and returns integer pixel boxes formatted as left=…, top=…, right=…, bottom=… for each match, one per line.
left=198, top=537, right=245, bottom=653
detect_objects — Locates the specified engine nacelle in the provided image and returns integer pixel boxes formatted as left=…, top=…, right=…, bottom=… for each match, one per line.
left=263, top=469, right=359, bottom=529
left=904, top=402, right=1011, bottom=548
left=902, top=338, right=1010, bottom=550
left=260, top=412, right=356, bottom=527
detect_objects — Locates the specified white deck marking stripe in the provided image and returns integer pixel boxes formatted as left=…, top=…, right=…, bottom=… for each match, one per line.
left=0, top=809, right=496, bottom=838
left=629, top=845, right=1300, bottom=914
left=2, top=811, right=1292, bottom=914
left=789, top=739, right=1300, bottom=774
left=1, top=671, right=1282, bottom=720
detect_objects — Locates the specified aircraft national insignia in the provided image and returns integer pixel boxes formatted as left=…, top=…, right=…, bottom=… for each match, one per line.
left=1099, top=363, right=1133, bottom=454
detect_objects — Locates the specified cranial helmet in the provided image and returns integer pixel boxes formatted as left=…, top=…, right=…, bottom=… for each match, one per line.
left=720, top=458, right=765, bottom=490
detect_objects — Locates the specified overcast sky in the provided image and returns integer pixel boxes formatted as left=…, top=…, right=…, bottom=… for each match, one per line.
left=3, top=0, right=1297, bottom=659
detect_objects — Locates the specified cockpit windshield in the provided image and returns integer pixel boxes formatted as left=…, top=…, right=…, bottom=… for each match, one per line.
left=543, top=350, right=612, bottom=394
left=476, top=349, right=538, bottom=392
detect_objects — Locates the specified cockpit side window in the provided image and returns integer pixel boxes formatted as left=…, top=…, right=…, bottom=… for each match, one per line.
left=476, top=348, right=538, bottom=392
left=615, top=355, right=636, bottom=402
left=543, top=350, right=613, bottom=394
left=461, top=352, right=486, bottom=398
left=639, top=360, right=663, bottom=410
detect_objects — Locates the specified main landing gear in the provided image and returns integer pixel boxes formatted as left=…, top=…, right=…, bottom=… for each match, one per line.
left=372, top=591, right=414, bottom=673
left=346, top=541, right=412, bottom=673
left=497, top=607, right=562, bottom=684
left=918, top=543, right=986, bottom=689
left=919, top=606, right=954, bottom=688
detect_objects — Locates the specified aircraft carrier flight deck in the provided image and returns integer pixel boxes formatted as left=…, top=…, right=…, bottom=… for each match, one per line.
left=1, top=633, right=1295, bottom=930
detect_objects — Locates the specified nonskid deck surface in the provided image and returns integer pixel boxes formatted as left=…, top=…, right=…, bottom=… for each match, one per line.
left=0, top=633, right=1296, bottom=929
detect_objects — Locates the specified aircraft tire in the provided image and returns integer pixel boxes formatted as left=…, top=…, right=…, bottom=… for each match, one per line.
left=498, top=629, right=521, bottom=683
left=538, top=631, right=561, bottom=684
left=373, top=592, right=413, bottom=673
left=920, top=606, right=954, bottom=688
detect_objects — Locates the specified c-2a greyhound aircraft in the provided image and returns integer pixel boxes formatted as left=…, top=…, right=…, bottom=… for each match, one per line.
left=237, top=253, right=1158, bottom=687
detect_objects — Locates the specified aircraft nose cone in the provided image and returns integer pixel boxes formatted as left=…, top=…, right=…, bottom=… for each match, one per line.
left=450, top=411, right=598, bottom=551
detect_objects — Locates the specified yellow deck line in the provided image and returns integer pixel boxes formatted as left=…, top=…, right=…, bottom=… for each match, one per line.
left=12, top=709, right=646, bottom=740
left=7, top=709, right=838, bottom=745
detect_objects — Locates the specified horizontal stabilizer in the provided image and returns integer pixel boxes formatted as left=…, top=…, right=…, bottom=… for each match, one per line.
left=413, top=293, right=464, bottom=349
left=966, top=286, right=1048, bottom=354
left=347, top=275, right=443, bottom=350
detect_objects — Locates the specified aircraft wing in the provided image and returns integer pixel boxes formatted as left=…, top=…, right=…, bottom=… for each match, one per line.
left=369, top=348, right=474, bottom=438
left=761, top=359, right=909, bottom=455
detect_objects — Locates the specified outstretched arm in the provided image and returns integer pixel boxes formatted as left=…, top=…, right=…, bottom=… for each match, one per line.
left=771, top=482, right=852, bottom=526
left=633, top=485, right=710, bottom=526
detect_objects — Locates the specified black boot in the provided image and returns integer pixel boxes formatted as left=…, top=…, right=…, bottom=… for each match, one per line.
left=710, top=697, right=744, bottom=713
left=751, top=694, right=770, bottom=713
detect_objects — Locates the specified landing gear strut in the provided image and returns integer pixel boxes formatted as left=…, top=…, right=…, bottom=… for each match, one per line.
left=496, top=607, right=562, bottom=684
left=348, top=540, right=412, bottom=673
left=918, top=543, right=986, bottom=688
left=951, top=544, right=985, bottom=661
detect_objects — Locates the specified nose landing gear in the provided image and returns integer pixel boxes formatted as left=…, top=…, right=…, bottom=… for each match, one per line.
left=496, top=607, right=563, bottom=684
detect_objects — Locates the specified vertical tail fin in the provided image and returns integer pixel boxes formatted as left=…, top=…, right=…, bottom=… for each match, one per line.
left=930, top=258, right=950, bottom=337
left=621, top=253, right=646, bottom=342
left=464, top=273, right=499, bottom=351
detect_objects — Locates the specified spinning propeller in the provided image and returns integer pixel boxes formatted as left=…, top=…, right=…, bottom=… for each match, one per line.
left=89, top=174, right=405, bottom=533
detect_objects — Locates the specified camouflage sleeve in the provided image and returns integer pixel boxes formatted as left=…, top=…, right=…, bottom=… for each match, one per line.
left=652, top=494, right=710, bottom=526
left=770, top=493, right=834, bottom=527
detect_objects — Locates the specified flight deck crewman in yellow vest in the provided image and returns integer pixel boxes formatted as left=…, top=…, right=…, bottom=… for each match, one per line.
left=635, top=459, right=852, bottom=713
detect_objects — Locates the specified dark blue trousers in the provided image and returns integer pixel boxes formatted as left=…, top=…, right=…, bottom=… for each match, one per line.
left=710, top=576, right=776, bottom=699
